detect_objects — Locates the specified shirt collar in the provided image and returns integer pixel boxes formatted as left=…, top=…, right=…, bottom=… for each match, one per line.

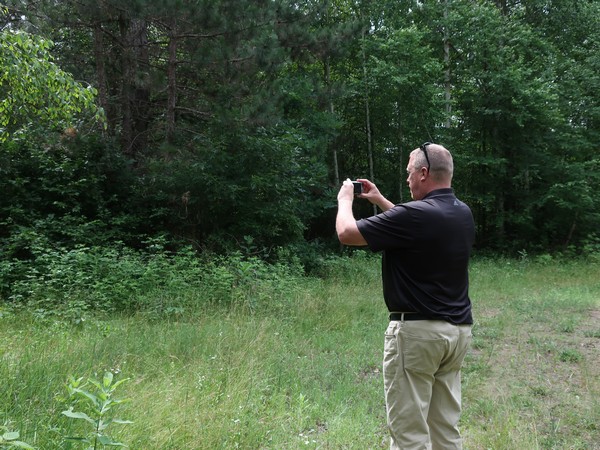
left=423, top=188, right=454, bottom=199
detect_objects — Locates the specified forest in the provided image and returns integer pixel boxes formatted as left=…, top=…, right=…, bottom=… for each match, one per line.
left=1, top=2, right=600, bottom=448
left=1, top=0, right=600, bottom=294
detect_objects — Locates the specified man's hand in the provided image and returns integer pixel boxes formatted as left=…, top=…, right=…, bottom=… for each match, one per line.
left=356, top=178, right=394, bottom=211
left=337, top=178, right=355, bottom=203
left=336, top=179, right=367, bottom=246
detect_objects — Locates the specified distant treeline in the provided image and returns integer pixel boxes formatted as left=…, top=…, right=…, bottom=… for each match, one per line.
left=1, top=0, right=599, bottom=266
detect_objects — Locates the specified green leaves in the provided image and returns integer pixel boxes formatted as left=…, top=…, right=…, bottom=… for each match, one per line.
left=0, top=426, right=34, bottom=449
left=62, top=408, right=96, bottom=426
left=0, top=30, right=101, bottom=143
left=61, top=372, right=132, bottom=448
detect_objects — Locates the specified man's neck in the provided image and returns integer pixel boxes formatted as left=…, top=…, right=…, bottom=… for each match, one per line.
left=424, top=184, right=451, bottom=195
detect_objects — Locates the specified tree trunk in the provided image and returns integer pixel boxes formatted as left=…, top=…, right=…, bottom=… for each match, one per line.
left=325, top=56, right=340, bottom=186
left=397, top=103, right=404, bottom=203
left=443, top=0, right=452, bottom=128
left=92, top=21, right=111, bottom=134
left=494, top=0, right=509, bottom=16
left=119, top=16, right=150, bottom=159
left=361, top=28, right=376, bottom=215
left=565, top=214, right=577, bottom=250
left=167, top=19, right=178, bottom=144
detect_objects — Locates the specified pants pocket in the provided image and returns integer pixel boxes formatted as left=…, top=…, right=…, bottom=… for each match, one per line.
left=445, top=328, right=473, bottom=371
left=399, top=330, right=447, bottom=375
left=384, top=322, right=400, bottom=357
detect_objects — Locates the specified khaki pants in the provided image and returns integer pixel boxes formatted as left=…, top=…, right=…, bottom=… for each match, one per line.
left=383, top=319, right=472, bottom=450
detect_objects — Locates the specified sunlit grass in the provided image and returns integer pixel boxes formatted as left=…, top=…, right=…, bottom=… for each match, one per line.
left=1, top=256, right=599, bottom=449
left=464, top=257, right=600, bottom=450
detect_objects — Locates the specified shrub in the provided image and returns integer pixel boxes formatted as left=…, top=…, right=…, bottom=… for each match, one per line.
left=2, top=245, right=305, bottom=319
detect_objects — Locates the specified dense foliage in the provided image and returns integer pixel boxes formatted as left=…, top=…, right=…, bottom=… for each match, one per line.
left=1, top=1, right=600, bottom=306
left=0, top=30, right=100, bottom=142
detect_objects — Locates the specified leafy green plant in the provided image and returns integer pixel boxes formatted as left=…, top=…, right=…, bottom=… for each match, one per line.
left=62, top=372, right=132, bottom=449
left=559, top=348, right=583, bottom=363
left=0, top=29, right=101, bottom=143
left=0, top=423, right=34, bottom=449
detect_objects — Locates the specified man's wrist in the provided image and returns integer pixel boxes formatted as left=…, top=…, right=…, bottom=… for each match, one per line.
left=372, top=195, right=393, bottom=211
left=338, top=198, right=354, bottom=207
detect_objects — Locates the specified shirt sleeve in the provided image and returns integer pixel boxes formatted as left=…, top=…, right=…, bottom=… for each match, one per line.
left=356, top=205, right=416, bottom=252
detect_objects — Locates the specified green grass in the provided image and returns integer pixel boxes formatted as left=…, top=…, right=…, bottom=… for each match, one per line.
left=1, top=256, right=599, bottom=449
left=463, top=257, right=600, bottom=450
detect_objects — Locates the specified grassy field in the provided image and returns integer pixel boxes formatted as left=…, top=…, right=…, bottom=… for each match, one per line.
left=1, top=255, right=599, bottom=449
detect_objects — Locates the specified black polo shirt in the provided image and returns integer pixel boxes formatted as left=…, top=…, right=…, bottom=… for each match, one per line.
left=356, top=188, right=475, bottom=324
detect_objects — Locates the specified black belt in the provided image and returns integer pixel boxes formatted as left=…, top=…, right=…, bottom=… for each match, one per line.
left=389, top=312, right=431, bottom=321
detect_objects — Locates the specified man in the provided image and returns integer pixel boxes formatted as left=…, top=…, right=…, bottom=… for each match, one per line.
left=336, top=142, right=475, bottom=450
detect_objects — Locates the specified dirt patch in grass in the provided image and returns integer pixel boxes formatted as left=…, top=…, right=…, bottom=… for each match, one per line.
left=464, top=307, right=600, bottom=448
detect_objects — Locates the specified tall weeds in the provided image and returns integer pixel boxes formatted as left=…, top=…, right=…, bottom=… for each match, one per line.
left=1, top=254, right=598, bottom=449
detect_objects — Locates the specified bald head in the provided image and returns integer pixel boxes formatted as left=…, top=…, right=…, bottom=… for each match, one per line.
left=409, top=143, right=453, bottom=184
left=406, top=143, right=454, bottom=200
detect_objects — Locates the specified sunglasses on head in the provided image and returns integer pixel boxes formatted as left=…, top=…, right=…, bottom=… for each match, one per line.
left=420, top=142, right=431, bottom=170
